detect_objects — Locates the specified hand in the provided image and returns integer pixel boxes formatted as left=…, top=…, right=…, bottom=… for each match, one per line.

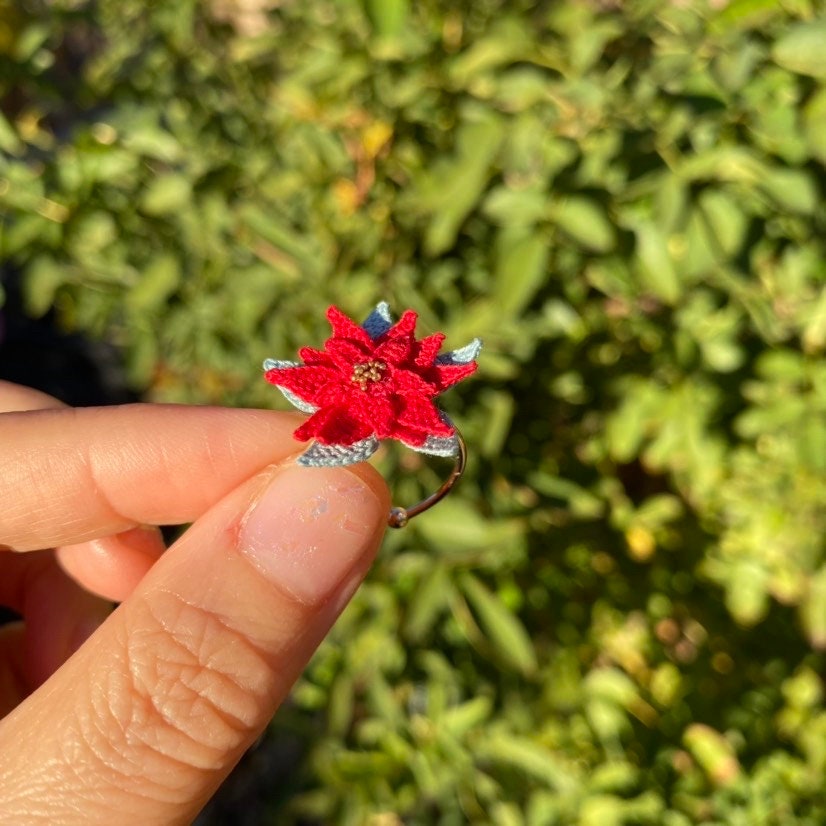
left=0, top=380, right=389, bottom=824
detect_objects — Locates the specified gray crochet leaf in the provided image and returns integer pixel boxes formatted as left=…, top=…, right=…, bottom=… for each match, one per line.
left=401, top=412, right=460, bottom=458
left=435, top=337, right=483, bottom=365
left=297, top=437, right=380, bottom=467
left=262, top=359, right=319, bottom=414
left=362, top=301, right=394, bottom=340
left=403, top=432, right=460, bottom=458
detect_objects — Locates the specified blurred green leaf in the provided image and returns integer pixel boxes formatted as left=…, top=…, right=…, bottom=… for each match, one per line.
left=126, top=327, right=160, bottom=386
left=587, top=761, right=638, bottom=794
left=127, top=253, right=180, bottom=313
left=0, top=112, right=23, bottom=155
left=14, top=22, right=50, bottom=61
left=758, top=167, right=818, bottom=214
left=475, top=733, right=579, bottom=792
left=712, top=0, right=780, bottom=33
left=415, top=115, right=504, bottom=256
left=493, top=229, right=549, bottom=316
left=442, top=696, right=493, bottom=737
left=772, top=21, right=826, bottom=79
left=415, top=499, right=525, bottom=555
left=552, top=196, right=616, bottom=253
left=802, top=288, right=826, bottom=354
left=121, top=121, right=184, bottom=163
left=683, top=724, right=741, bottom=786
left=448, top=18, right=531, bottom=86
left=478, top=389, right=515, bottom=460
left=404, top=563, right=452, bottom=643
left=633, top=221, right=681, bottom=304
left=140, top=174, right=192, bottom=216
left=801, top=566, right=826, bottom=650
left=697, top=189, right=747, bottom=258
left=361, top=0, right=409, bottom=38
left=724, top=561, right=770, bottom=626
left=21, top=254, right=63, bottom=317
left=483, top=186, right=547, bottom=227
left=460, top=573, right=538, bottom=676
left=1, top=213, right=53, bottom=258
left=327, top=671, right=355, bottom=738
left=67, top=211, right=117, bottom=257
left=803, top=87, right=826, bottom=165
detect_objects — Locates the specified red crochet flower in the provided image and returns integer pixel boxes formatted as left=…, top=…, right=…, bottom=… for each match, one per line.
left=264, top=304, right=480, bottom=466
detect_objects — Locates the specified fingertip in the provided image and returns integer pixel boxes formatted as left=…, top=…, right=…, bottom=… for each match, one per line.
left=118, top=525, right=167, bottom=560
left=0, top=380, right=63, bottom=412
left=56, top=526, right=166, bottom=602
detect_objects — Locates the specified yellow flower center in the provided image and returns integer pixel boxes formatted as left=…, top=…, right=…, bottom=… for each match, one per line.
left=351, top=359, right=387, bottom=390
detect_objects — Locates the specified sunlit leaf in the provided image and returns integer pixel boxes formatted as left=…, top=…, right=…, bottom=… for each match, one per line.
left=460, top=573, right=537, bottom=676
left=493, top=228, right=549, bottom=316
left=21, top=254, right=63, bottom=317
left=552, top=196, right=616, bottom=253
left=772, top=20, right=826, bottom=79
left=633, top=221, right=681, bottom=304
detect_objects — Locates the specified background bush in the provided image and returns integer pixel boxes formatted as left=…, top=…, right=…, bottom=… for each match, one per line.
left=3, top=0, right=826, bottom=823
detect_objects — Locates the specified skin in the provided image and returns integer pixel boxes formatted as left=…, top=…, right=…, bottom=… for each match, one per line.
left=0, top=380, right=389, bottom=824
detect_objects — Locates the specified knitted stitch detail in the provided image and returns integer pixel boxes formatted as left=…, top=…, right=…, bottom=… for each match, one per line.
left=297, top=437, right=380, bottom=467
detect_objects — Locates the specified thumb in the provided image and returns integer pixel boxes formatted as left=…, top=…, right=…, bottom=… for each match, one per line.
left=0, top=461, right=388, bottom=825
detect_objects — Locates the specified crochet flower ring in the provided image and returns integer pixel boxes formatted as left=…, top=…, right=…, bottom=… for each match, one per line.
left=263, top=302, right=481, bottom=527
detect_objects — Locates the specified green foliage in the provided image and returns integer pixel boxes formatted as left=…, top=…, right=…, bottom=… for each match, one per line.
left=3, top=0, right=826, bottom=821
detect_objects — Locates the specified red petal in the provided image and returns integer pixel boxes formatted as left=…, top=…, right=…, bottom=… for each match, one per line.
left=390, top=366, right=437, bottom=396
left=318, top=384, right=396, bottom=437
left=327, top=306, right=372, bottom=346
left=375, top=335, right=414, bottom=365
left=374, top=310, right=418, bottom=363
left=266, top=365, right=339, bottom=404
left=414, top=333, right=446, bottom=366
left=387, top=422, right=429, bottom=446
left=424, top=361, right=477, bottom=393
left=325, top=337, right=373, bottom=370
left=397, top=396, right=454, bottom=436
left=299, top=346, right=335, bottom=366
left=362, top=395, right=396, bottom=438
left=315, top=380, right=356, bottom=408
left=386, top=309, right=418, bottom=339
left=313, top=406, right=374, bottom=446
left=294, top=406, right=337, bottom=442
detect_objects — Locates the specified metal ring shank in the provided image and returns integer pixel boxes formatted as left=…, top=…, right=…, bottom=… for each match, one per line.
left=387, top=431, right=467, bottom=528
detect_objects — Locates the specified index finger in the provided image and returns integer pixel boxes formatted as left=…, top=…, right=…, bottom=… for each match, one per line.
left=0, top=405, right=304, bottom=551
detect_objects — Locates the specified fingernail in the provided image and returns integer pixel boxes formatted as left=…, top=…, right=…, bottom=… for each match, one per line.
left=238, top=465, right=384, bottom=605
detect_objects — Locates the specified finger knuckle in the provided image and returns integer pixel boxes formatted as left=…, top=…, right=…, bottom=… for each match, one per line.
left=81, top=591, right=273, bottom=788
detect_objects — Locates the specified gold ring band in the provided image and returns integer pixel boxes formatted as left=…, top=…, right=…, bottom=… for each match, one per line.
left=387, top=431, right=467, bottom=528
